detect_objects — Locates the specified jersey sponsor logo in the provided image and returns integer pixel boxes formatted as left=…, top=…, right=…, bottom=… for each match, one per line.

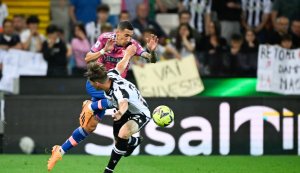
left=104, top=56, right=122, bottom=63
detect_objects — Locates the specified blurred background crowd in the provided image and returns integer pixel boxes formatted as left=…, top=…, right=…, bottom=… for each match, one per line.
left=0, top=0, right=299, bottom=78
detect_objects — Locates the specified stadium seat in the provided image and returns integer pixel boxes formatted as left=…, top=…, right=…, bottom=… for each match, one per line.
left=2, top=0, right=50, bottom=35
left=155, top=14, right=179, bottom=34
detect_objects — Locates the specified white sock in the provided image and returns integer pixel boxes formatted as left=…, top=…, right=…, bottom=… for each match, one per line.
left=88, top=104, right=94, bottom=113
left=105, top=108, right=117, bottom=116
left=59, top=146, right=65, bottom=155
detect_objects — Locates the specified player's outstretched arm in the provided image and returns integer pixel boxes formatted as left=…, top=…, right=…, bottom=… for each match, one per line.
left=115, top=45, right=137, bottom=74
left=85, top=39, right=115, bottom=62
left=112, top=99, right=128, bottom=121
left=141, top=34, right=159, bottom=63
left=85, top=51, right=102, bottom=62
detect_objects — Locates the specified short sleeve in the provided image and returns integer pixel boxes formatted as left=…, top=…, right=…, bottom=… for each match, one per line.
left=132, top=39, right=145, bottom=56
left=90, top=35, right=104, bottom=53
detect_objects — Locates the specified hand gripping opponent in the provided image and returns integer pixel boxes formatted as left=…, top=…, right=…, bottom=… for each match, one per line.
left=79, top=100, right=98, bottom=133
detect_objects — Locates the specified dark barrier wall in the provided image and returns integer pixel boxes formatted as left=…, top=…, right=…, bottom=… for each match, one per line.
left=3, top=96, right=300, bottom=155
left=20, top=77, right=87, bottom=95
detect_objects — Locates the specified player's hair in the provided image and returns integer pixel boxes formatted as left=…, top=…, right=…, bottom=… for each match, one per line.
left=117, top=21, right=134, bottom=31
left=85, top=62, right=108, bottom=83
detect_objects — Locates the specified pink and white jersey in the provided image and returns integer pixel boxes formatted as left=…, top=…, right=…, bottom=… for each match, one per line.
left=91, top=32, right=145, bottom=78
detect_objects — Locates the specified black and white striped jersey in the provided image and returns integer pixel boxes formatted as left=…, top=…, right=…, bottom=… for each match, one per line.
left=104, top=69, right=151, bottom=118
left=241, top=0, right=272, bottom=27
left=183, top=0, right=212, bottom=34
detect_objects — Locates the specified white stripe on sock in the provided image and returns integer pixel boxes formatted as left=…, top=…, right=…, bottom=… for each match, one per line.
left=105, top=167, right=114, bottom=172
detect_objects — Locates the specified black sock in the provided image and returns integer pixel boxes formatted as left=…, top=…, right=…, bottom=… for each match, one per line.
left=128, top=136, right=137, bottom=146
left=105, top=137, right=128, bottom=172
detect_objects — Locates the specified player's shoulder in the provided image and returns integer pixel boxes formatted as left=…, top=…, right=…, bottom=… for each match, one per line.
left=99, top=32, right=115, bottom=40
left=108, top=69, right=120, bottom=77
left=131, top=38, right=141, bottom=45
left=131, top=38, right=143, bottom=49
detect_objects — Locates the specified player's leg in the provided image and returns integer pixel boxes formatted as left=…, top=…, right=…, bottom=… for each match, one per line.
left=47, top=100, right=109, bottom=171
left=124, top=113, right=150, bottom=157
left=59, top=81, right=112, bottom=153
left=103, top=113, right=130, bottom=173
left=86, top=80, right=112, bottom=112
left=103, top=114, right=150, bottom=173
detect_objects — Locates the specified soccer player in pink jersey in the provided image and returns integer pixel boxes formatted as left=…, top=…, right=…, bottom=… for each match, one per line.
left=47, top=21, right=158, bottom=171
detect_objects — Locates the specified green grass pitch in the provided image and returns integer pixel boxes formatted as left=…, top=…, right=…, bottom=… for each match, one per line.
left=0, top=155, right=299, bottom=173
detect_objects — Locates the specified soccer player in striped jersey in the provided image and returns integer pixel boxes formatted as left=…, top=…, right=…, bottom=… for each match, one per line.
left=47, top=21, right=158, bottom=171
left=85, top=43, right=155, bottom=172
left=182, top=0, right=212, bottom=35
left=241, top=0, right=272, bottom=37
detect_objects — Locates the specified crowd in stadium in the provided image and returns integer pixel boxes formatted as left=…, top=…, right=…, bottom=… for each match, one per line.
left=0, top=0, right=299, bottom=78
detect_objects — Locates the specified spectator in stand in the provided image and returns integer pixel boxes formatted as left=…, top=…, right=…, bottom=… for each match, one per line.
left=100, top=23, right=113, bottom=33
left=57, top=27, right=72, bottom=58
left=241, top=0, right=272, bottom=43
left=169, top=10, right=199, bottom=41
left=85, top=4, right=111, bottom=45
left=172, top=23, right=196, bottom=58
left=212, top=0, right=242, bottom=43
left=42, top=24, right=67, bottom=76
left=271, top=0, right=300, bottom=27
left=69, top=0, right=101, bottom=25
left=0, top=1, right=8, bottom=31
left=20, top=15, right=45, bottom=52
left=132, top=3, right=167, bottom=42
left=228, top=33, right=258, bottom=77
left=242, top=29, right=259, bottom=53
left=0, top=19, right=22, bottom=50
left=51, top=0, right=70, bottom=41
left=57, top=27, right=73, bottom=75
left=119, top=10, right=130, bottom=22
left=291, top=18, right=300, bottom=48
left=267, top=16, right=290, bottom=45
left=142, top=28, right=180, bottom=61
left=227, top=34, right=244, bottom=76
left=241, top=29, right=259, bottom=76
left=155, top=0, right=182, bottom=13
left=119, top=10, right=142, bottom=41
left=12, top=14, right=27, bottom=36
left=71, top=23, right=90, bottom=76
left=280, top=34, right=294, bottom=49
left=181, top=0, right=212, bottom=36
left=121, top=0, right=146, bottom=21
left=199, top=21, right=228, bottom=76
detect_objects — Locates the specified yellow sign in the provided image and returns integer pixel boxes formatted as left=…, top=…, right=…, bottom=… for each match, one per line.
left=132, top=55, right=204, bottom=97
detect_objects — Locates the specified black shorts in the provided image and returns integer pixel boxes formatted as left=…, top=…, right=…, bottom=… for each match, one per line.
left=113, top=111, right=151, bottom=138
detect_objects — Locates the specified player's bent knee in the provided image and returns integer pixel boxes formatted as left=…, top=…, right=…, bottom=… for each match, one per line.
left=82, top=116, right=98, bottom=133
left=118, top=122, right=138, bottom=139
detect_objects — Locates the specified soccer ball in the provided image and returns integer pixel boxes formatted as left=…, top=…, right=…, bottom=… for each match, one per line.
left=152, top=105, right=174, bottom=127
